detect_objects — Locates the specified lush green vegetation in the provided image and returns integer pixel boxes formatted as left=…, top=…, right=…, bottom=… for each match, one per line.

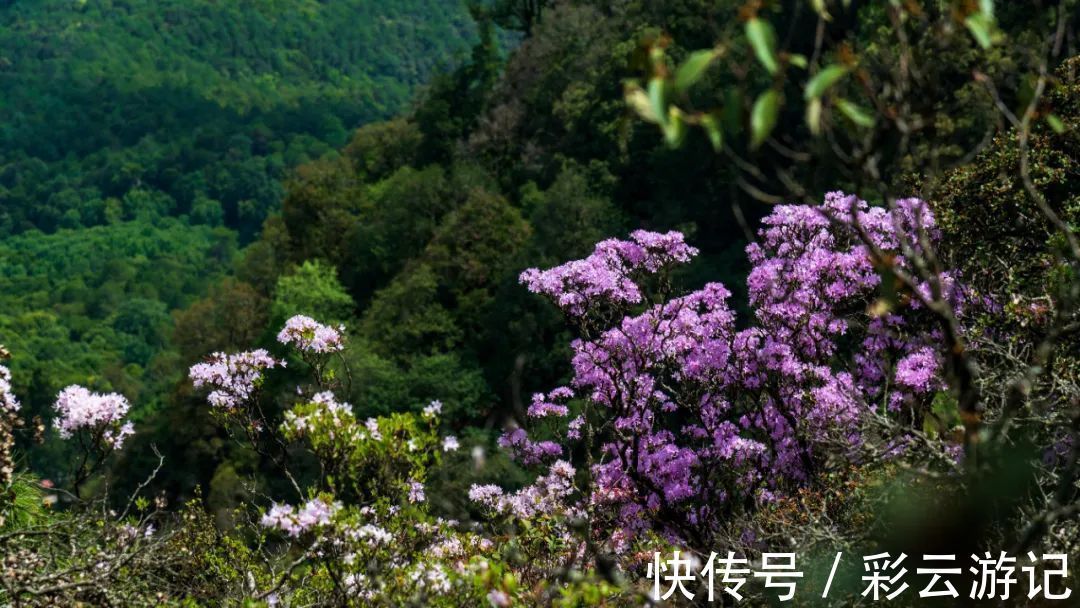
left=0, top=0, right=477, bottom=236
left=3, top=0, right=1080, bottom=605
left=0, top=0, right=477, bottom=471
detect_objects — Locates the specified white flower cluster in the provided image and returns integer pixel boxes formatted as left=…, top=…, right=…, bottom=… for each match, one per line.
left=277, top=315, right=345, bottom=354
left=53, top=385, right=134, bottom=448
left=260, top=497, right=340, bottom=537
left=0, top=365, right=19, bottom=412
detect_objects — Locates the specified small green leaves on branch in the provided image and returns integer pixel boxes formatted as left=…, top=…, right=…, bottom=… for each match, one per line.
left=751, top=89, right=781, bottom=149
left=1047, top=113, right=1067, bottom=134
left=673, top=48, right=721, bottom=92
left=805, top=65, right=849, bottom=100
left=648, top=78, right=667, bottom=126
left=835, top=97, right=876, bottom=128
left=745, top=18, right=779, bottom=75
left=962, top=0, right=998, bottom=49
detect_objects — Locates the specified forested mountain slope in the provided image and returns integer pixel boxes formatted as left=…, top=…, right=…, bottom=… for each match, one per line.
left=4, top=2, right=1080, bottom=604
left=4, top=0, right=1069, bottom=524
left=0, top=0, right=476, bottom=472
left=0, top=0, right=476, bottom=238
left=147, top=0, right=1075, bottom=520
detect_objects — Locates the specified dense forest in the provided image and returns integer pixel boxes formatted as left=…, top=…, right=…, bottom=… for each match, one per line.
left=3, top=0, right=1080, bottom=605
left=0, top=0, right=477, bottom=472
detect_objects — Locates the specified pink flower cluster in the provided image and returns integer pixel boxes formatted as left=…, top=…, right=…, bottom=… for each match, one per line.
left=422, top=400, right=442, bottom=418
left=408, top=481, right=426, bottom=503
left=52, top=385, right=134, bottom=448
left=0, top=365, right=18, bottom=412
left=282, top=391, right=354, bottom=436
left=519, top=230, right=698, bottom=316
left=469, top=460, right=576, bottom=518
left=496, top=428, right=563, bottom=465
left=748, top=192, right=955, bottom=410
left=511, top=192, right=962, bottom=547
left=527, top=387, right=573, bottom=418
left=277, top=315, right=345, bottom=354
left=260, top=497, right=341, bottom=537
left=189, top=349, right=281, bottom=411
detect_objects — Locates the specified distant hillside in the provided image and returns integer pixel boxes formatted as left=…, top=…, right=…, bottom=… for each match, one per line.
left=0, top=0, right=476, bottom=237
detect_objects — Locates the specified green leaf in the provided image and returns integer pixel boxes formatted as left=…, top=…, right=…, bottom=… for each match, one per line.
left=788, top=54, right=808, bottom=69
left=804, top=64, right=848, bottom=100
left=625, top=84, right=660, bottom=124
left=1047, top=113, right=1067, bottom=134
left=674, top=49, right=719, bottom=92
left=835, top=97, right=875, bottom=128
left=701, top=114, right=723, bottom=151
left=663, top=107, right=686, bottom=147
left=806, top=97, right=823, bottom=135
left=750, top=89, right=781, bottom=149
left=647, top=78, right=668, bottom=127
left=745, top=18, right=779, bottom=75
left=811, top=0, right=832, bottom=21
left=964, top=12, right=994, bottom=49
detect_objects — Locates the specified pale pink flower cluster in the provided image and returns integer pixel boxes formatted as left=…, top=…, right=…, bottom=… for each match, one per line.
left=408, top=480, right=426, bottom=503
left=422, top=399, right=442, bottom=418
left=364, top=418, right=382, bottom=440
left=469, top=460, right=576, bottom=518
left=409, top=564, right=451, bottom=594
left=52, top=385, right=134, bottom=448
left=260, top=497, right=340, bottom=537
left=343, top=573, right=376, bottom=599
left=428, top=536, right=465, bottom=559
left=189, top=350, right=281, bottom=411
left=282, top=391, right=354, bottom=435
left=277, top=315, right=345, bottom=354
left=348, top=523, right=393, bottom=547
left=0, top=365, right=18, bottom=412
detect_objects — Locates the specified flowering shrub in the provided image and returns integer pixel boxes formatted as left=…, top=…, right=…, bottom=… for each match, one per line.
left=174, top=193, right=968, bottom=604
left=0, top=363, right=18, bottom=413
left=506, top=192, right=963, bottom=553
left=187, top=315, right=526, bottom=605
left=0, top=193, right=986, bottom=605
left=52, top=385, right=134, bottom=449
left=0, top=359, right=18, bottom=499
left=46, top=384, right=137, bottom=495
left=189, top=349, right=282, bottom=413
left=277, top=314, right=345, bottom=354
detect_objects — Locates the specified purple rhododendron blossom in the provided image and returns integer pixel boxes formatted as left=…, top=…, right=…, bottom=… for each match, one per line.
left=519, top=230, right=698, bottom=316
left=497, top=428, right=563, bottom=465
left=505, top=192, right=967, bottom=548
left=527, top=388, right=573, bottom=418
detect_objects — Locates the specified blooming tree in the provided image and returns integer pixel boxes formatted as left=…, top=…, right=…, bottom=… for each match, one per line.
left=187, top=316, right=512, bottom=605
left=499, top=192, right=965, bottom=555
left=53, top=385, right=134, bottom=448
left=0, top=351, right=19, bottom=506
left=52, top=384, right=135, bottom=495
